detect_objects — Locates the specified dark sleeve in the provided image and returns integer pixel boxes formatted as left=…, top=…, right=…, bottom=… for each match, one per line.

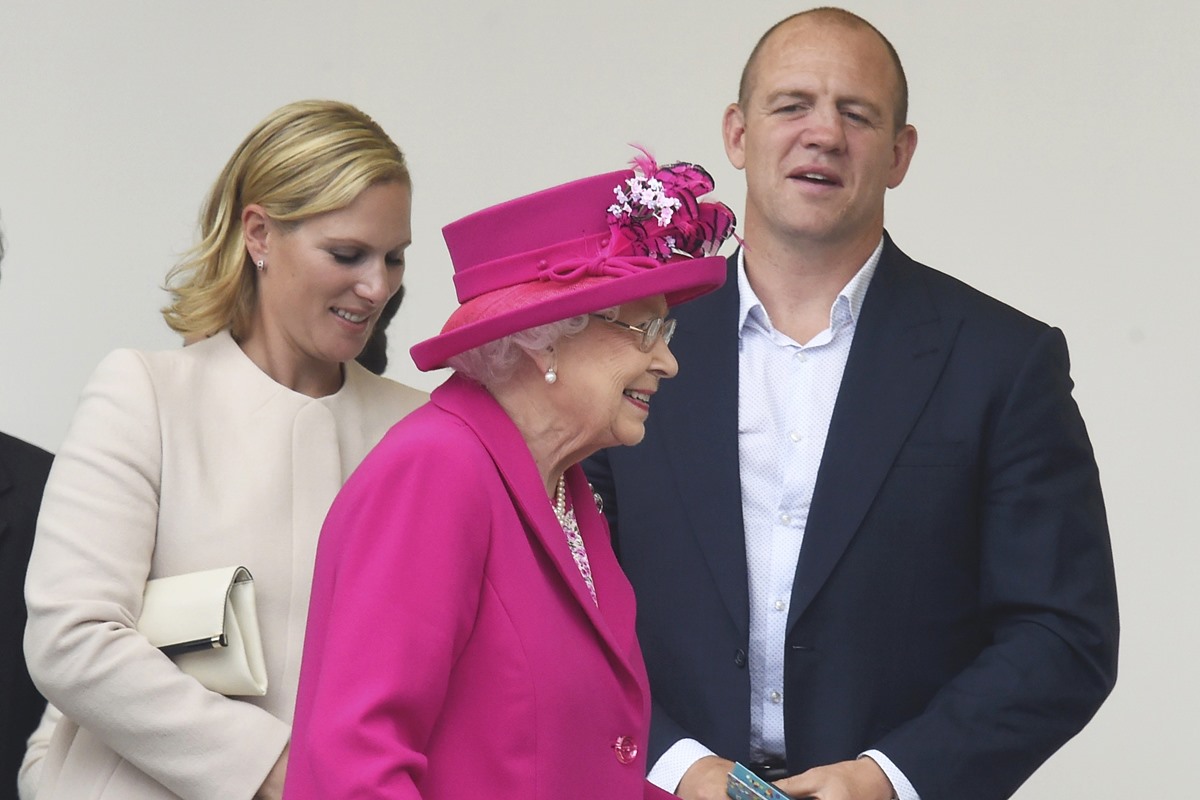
left=0, top=433, right=53, bottom=795
left=878, top=327, right=1119, bottom=800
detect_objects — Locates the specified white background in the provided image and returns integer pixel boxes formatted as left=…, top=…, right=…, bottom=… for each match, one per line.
left=1, top=1, right=1196, bottom=796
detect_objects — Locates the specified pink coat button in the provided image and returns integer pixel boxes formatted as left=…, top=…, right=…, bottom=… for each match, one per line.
left=613, top=735, right=638, bottom=764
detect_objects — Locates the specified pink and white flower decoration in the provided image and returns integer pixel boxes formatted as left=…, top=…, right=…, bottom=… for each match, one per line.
left=606, top=147, right=737, bottom=263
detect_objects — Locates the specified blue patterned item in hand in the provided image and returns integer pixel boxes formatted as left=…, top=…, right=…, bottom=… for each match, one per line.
left=726, top=762, right=796, bottom=800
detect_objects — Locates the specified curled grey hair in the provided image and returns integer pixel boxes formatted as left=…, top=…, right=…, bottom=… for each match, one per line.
left=448, top=307, right=618, bottom=387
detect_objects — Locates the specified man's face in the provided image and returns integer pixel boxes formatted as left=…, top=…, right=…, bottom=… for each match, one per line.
left=724, top=18, right=917, bottom=255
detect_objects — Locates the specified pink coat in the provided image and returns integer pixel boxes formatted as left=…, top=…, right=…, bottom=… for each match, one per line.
left=285, top=374, right=672, bottom=799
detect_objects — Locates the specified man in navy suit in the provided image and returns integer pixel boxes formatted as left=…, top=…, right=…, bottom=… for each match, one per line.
left=585, top=8, right=1118, bottom=800
left=0, top=226, right=54, bottom=800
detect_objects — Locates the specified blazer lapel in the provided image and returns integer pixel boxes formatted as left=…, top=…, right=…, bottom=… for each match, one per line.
left=788, top=237, right=961, bottom=626
left=650, top=255, right=749, bottom=637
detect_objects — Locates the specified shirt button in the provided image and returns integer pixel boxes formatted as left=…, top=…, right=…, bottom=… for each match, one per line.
left=794, top=351, right=807, bottom=362
left=774, top=599, right=786, bottom=612
left=613, top=735, right=638, bottom=764
left=780, top=513, right=791, bottom=525
left=769, top=691, right=782, bottom=704
left=789, top=431, right=802, bottom=443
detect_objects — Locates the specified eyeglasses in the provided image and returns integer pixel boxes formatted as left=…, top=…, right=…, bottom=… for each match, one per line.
left=590, top=314, right=677, bottom=352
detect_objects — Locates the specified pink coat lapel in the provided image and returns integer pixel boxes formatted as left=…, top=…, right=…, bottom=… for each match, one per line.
left=430, top=375, right=641, bottom=673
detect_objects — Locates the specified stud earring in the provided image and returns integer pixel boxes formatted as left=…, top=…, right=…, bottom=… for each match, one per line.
left=255, top=259, right=265, bottom=271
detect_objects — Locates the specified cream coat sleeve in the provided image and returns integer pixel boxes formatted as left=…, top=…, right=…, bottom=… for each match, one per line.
left=17, top=703, right=60, bottom=800
left=23, top=350, right=290, bottom=800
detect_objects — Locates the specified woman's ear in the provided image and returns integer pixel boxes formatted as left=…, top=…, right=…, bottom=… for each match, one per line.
left=242, top=204, right=271, bottom=265
left=521, top=345, right=557, bottom=384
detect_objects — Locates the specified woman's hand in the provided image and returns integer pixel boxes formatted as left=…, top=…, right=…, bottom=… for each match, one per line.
left=254, top=744, right=289, bottom=800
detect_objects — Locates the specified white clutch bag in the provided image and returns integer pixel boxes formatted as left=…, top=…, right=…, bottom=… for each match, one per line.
left=136, top=565, right=268, bottom=696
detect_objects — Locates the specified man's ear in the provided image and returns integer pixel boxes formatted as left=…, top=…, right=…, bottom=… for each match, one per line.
left=723, top=103, right=748, bottom=171
left=887, top=124, right=918, bottom=190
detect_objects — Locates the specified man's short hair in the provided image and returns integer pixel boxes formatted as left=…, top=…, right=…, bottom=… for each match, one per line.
left=737, top=7, right=909, bottom=131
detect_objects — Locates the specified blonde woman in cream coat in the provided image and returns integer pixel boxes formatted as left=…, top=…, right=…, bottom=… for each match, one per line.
left=22, top=100, right=426, bottom=800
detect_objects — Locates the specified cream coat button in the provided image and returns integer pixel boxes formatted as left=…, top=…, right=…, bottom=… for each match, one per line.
left=613, top=735, right=638, bottom=764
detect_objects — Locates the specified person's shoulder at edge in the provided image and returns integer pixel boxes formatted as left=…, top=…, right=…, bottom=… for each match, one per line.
left=0, top=428, right=52, bottom=470
left=884, top=239, right=1056, bottom=339
left=80, top=331, right=223, bottom=389
left=86, top=331, right=429, bottom=408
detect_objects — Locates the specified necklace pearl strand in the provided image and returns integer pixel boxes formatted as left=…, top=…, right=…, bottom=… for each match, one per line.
left=554, top=476, right=598, bottom=606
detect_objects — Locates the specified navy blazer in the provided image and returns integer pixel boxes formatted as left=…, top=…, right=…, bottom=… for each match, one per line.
left=585, top=236, right=1118, bottom=800
left=0, top=431, right=52, bottom=800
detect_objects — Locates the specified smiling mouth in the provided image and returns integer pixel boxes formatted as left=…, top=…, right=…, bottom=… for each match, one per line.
left=333, top=308, right=369, bottom=324
left=624, top=389, right=652, bottom=403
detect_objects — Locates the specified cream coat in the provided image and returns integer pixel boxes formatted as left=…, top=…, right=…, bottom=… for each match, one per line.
left=24, top=331, right=426, bottom=800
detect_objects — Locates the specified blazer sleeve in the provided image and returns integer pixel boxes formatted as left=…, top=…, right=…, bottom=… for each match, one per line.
left=286, top=430, right=492, bottom=799
left=876, top=327, right=1119, bottom=800
left=23, top=349, right=290, bottom=800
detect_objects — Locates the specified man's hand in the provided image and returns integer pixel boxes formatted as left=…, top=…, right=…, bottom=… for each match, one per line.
left=773, top=757, right=894, bottom=800
left=676, top=755, right=737, bottom=800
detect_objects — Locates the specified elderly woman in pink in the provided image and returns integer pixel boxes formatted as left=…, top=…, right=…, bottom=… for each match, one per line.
left=284, top=154, right=735, bottom=799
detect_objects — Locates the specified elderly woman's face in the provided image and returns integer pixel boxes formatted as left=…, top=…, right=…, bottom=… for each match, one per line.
left=553, top=294, right=678, bottom=451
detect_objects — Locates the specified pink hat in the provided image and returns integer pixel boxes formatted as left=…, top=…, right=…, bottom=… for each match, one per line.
left=410, top=151, right=736, bottom=371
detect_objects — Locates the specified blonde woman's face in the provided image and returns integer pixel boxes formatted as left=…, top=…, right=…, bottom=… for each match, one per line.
left=251, top=181, right=411, bottom=384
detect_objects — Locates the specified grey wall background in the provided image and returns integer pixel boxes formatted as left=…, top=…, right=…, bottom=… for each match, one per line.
left=1, top=1, right=1195, bottom=796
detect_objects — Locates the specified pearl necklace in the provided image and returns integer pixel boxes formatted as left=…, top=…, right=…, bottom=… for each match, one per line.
left=554, top=476, right=598, bottom=606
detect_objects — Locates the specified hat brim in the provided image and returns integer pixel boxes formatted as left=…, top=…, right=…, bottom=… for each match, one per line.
left=410, top=254, right=728, bottom=371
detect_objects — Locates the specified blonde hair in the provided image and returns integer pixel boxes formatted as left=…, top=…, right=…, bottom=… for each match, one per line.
left=162, top=99, right=410, bottom=339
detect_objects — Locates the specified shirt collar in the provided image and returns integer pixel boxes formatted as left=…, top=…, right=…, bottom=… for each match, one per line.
left=736, top=238, right=884, bottom=338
